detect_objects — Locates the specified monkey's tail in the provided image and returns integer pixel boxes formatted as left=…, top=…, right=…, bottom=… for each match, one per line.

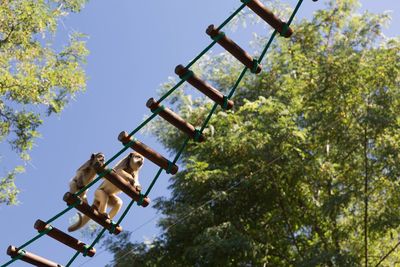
left=68, top=213, right=91, bottom=232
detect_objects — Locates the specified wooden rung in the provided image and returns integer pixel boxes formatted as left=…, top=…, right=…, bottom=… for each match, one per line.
left=7, top=246, right=63, bottom=267
left=63, top=192, right=122, bottom=235
left=33, top=219, right=96, bottom=257
left=206, top=25, right=262, bottom=74
left=243, top=0, right=293, bottom=37
left=146, top=98, right=205, bottom=142
left=118, top=131, right=179, bottom=174
left=93, top=163, right=150, bottom=207
left=175, top=65, right=234, bottom=110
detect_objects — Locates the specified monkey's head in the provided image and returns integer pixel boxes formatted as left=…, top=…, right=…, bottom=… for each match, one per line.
left=90, top=152, right=105, bottom=166
left=128, top=152, right=144, bottom=170
left=77, top=152, right=106, bottom=172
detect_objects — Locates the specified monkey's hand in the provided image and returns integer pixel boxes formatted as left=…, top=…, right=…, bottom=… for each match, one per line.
left=129, top=180, right=142, bottom=192
left=135, top=184, right=142, bottom=192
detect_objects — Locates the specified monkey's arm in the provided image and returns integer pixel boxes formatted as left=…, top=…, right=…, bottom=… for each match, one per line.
left=116, top=170, right=135, bottom=184
left=116, top=169, right=141, bottom=191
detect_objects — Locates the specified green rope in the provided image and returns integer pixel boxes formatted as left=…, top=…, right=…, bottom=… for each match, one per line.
left=194, top=129, right=202, bottom=142
left=222, top=96, right=229, bottom=110
left=280, top=23, right=289, bottom=37
left=73, top=177, right=101, bottom=198
left=125, top=138, right=137, bottom=149
left=150, top=105, right=165, bottom=114
left=103, top=144, right=131, bottom=167
left=2, top=258, right=18, bottom=267
left=186, top=40, right=219, bottom=70
left=251, top=58, right=259, bottom=73
left=286, top=0, right=304, bottom=26
left=46, top=198, right=81, bottom=224
left=257, top=0, right=302, bottom=63
left=1, top=259, right=15, bottom=267
left=67, top=227, right=107, bottom=266
left=227, top=67, right=248, bottom=99
left=15, top=250, right=26, bottom=260
left=166, top=161, right=174, bottom=174
left=140, top=136, right=189, bottom=205
left=127, top=108, right=163, bottom=138
left=2, top=250, right=26, bottom=267
left=211, top=32, right=226, bottom=42
left=17, top=231, right=49, bottom=251
left=217, top=2, right=248, bottom=31
left=116, top=138, right=187, bottom=213
left=173, top=137, right=190, bottom=165
left=39, top=225, right=53, bottom=235
left=259, top=30, right=278, bottom=63
left=66, top=250, right=81, bottom=267
left=87, top=227, right=107, bottom=251
left=240, top=0, right=252, bottom=5
left=180, top=70, right=194, bottom=82
left=199, top=103, right=219, bottom=133
left=117, top=199, right=136, bottom=224
left=157, top=79, right=186, bottom=104
left=137, top=193, right=145, bottom=206
left=82, top=245, right=91, bottom=257
left=1, top=258, right=17, bottom=267
left=188, top=103, right=220, bottom=150
left=144, top=167, right=163, bottom=198
left=73, top=169, right=112, bottom=198
left=107, top=220, right=118, bottom=235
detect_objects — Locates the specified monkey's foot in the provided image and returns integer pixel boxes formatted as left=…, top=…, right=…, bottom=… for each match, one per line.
left=101, top=213, right=110, bottom=220
left=90, top=205, right=109, bottom=219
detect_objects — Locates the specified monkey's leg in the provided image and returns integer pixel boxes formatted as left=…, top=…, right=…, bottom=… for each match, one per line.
left=75, top=188, right=88, bottom=202
left=69, top=181, right=79, bottom=194
left=107, top=195, right=123, bottom=220
left=81, top=193, right=89, bottom=205
left=94, top=189, right=109, bottom=217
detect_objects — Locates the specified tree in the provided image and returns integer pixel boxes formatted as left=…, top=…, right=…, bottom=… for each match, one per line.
left=0, top=0, right=88, bottom=205
left=105, top=0, right=400, bottom=266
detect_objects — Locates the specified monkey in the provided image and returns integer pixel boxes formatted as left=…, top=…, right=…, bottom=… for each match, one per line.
left=68, top=152, right=144, bottom=232
left=68, top=152, right=105, bottom=204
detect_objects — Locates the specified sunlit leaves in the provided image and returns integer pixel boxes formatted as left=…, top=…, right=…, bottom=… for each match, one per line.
left=0, top=0, right=88, bottom=205
left=107, top=0, right=399, bottom=266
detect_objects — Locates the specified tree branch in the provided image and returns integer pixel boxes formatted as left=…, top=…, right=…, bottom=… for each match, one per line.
left=374, top=240, right=400, bottom=267
left=0, top=26, right=15, bottom=48
left=364, top=99, right=370, bottom=267
left=274, top=183, right=305, bottom=260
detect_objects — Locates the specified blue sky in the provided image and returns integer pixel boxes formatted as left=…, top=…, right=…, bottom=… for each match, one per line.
left=1, top=0, right=399, bottom=266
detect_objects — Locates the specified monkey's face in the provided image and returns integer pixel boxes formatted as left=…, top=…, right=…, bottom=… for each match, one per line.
left=91, top=153, right=106, bottom=166
left=129, top=152, right=144, bottom=169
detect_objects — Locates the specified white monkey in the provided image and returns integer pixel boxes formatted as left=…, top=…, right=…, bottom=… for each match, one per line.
left=68, top=152, right=144, bottom=232
left=69, top=152, right=105, bottom=204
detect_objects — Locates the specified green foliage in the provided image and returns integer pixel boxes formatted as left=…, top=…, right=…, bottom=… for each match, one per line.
left=106, top=0, right=399, bottom=266
left=0, top=0, right=88, bottom=205
left=0, top=166, right=23, bottom=205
